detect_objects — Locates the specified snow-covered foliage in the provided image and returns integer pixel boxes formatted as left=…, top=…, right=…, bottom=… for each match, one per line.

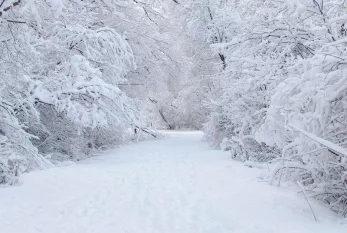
left=182, top=0, right=347, bottom=216
left=0, top=0, right=172, bottom=184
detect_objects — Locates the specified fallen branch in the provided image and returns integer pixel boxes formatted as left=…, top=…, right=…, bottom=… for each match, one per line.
left=139, top=127, right=157, bottom=138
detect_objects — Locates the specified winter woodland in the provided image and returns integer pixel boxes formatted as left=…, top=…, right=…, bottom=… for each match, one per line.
left=1, top=0, right=347, bottom=217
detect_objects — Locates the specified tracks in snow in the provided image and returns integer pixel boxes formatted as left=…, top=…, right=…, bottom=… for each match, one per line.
left=0, top=131, right=345, bottom=233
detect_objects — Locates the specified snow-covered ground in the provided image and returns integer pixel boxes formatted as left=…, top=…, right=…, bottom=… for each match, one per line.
left=0, top=131, right=346, bottom=233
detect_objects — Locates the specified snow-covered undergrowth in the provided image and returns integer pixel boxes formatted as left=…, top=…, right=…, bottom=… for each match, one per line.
left=189, top=0, right=347, bottom=216
left=0, top=0, right=186, bottom=184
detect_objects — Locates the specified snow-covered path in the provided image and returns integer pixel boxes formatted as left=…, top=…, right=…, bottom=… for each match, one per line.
left=0, top=131, right=345, bottom=233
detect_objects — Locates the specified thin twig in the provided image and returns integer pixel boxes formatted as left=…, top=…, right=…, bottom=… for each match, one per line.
left=297, top=181, right=317, bottom=222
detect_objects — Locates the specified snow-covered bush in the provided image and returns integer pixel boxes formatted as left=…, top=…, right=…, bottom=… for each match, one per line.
left=0, top=136, right=28, bottom=185
left=0, top=0, right=159, bottom=184
left=0, top=0, right=197, bottom=184
left=0, top=100, right=52, bottom=185
left=187, top=0, right=347, bottom=216
left=257, top=40, right=347, bottom=216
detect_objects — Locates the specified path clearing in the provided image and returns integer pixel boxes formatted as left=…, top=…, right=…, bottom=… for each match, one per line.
left=0, top=131, right=345, bottom=233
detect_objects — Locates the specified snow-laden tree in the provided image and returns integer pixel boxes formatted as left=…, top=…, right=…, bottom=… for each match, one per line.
left=255, top=1, right=347, bottom=215
left=190, top=0, right=347, bottom=216
left=0, top=0, right=143, bottom=183
left=96, top=1, right=179, bottom=129
left=0, top=0, right=206, bottom=184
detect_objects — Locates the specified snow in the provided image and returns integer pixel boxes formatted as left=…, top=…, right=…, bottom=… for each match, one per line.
left=0, top=131, right=345, bottom=233
left=288, top=124, right=347, bottom=157
left=46, top=0, right=64, bottom=18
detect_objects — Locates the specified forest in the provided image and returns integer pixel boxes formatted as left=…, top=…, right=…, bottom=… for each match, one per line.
left=1, top=0, right=347, bottom=218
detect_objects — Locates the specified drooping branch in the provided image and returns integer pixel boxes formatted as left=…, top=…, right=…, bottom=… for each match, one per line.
left=6, top=19, right=25, bottom=23
left=207, top=7, right=213, bottom=21
left=0, top=0, right=7, bottom=8
left=140, top=127, right=157, bottom=138
left=159, top=109, right=173, bottom=130
left=0, top=0, right=21, bottom=17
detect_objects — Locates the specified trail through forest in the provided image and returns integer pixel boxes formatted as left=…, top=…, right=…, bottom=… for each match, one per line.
left=0, top=131, right=345, bottom=233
